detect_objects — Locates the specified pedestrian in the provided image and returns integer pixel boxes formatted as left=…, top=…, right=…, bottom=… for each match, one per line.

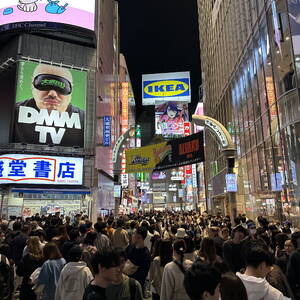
left=184, top=261, right=221, bottom=300
left=236, top=244, right=286, bottom=300
left=112, top=219, right=129, bottom=250
left=150, top=239, right=173, bottom=300
left=198, top=237, right=228, bottom=274
left=55, top=245, right=93, bottom=300
left=0, top=253, right=14, bottom=300
left=61, top=229, right=79, bottom=262
left=94, top=222, right=110, bottom=252
left=125, top=226, right=151, bottom=291
left=106, top=248, right=143, bottom=300
left=220, top=272, right=248, bottom=300
left=286, top=231, right=300, bottom=299
left=82, top=248, right=121, bottom=300
left=52, top=225, right=70, bottom=252
left=160, top=239, right=193, bottom=300
left=223, top=224, right=247, bottom=273
left=81, top=231, right=98, bottom=275
left=16, top=236, right=44, bottom=300
left=37, top=242, right=66, bottom=300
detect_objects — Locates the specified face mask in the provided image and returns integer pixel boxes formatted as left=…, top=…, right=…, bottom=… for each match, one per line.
left=33, top=74, right=72, bottom=95
left=249, top=229, right=257, bottom=235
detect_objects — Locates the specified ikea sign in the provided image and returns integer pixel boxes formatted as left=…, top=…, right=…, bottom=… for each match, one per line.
left=142, top=72, right=191, bottom=105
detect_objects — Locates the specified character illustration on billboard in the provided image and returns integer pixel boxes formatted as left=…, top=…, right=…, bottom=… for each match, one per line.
left=14, top=62, right=86, bottom=147
left=17, top=0, right=39, bottom=12
left=155, top=102, right=188, bottom=136
left=45, top=0, right=68, bottom=14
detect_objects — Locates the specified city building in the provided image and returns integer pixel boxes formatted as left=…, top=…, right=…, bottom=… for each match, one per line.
left=0, top=0, right=122, bottom=222
left=198, top=0, right=300, bottom=225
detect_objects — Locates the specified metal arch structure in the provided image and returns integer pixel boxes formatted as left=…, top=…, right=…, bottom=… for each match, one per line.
left=192, top=114, right=237, bottom=220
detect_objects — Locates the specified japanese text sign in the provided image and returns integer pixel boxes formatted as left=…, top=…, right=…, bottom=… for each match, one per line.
left=0, top=154, right=83, bottom=185
left=103, top=116, right=111, bottom=147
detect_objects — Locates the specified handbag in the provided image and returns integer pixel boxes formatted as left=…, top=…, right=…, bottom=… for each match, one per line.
left=123, top=259, right=139, bottom=276
left=30, top=267, right=45, bottom=298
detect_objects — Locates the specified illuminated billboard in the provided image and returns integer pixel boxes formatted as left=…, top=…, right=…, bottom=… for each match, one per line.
left=142, top=72, right=191, bottom=105
left=0, top=0, right=95, bottom=31
left=0, top=154, right=83, bottom=185
left=13, top=60, right=87, bottom=147
left=155, top=102, right=188, bottom=137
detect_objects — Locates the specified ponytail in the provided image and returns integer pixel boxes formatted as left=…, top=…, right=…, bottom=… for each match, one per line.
left=173, top=239, right=187, bottom=274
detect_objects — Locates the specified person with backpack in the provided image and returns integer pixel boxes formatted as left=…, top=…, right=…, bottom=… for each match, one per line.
left=106, top=248, right=143, bottom=300
left=55, top=245, right=93, bottom=300
left=0, top=252, right=14, bottom=300
left=160, top=239, right=193, bottom=300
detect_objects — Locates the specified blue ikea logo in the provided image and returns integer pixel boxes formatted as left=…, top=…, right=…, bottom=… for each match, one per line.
left=143, top=78, right=190, bottom=98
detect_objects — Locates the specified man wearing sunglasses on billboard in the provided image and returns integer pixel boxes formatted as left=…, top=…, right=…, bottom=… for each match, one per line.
left=14, top=64, right=85, bottom=147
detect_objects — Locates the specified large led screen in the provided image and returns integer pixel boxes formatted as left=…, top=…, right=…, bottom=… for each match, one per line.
left=0, top=0, right=95, bottom=31
left=13, top=60, right=87, bottom=147
left=0, top=154, right=83, bottom=185
left=155, top=102, right=188, bottom=137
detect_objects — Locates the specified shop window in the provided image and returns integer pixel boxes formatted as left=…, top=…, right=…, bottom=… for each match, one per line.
left=267, top=1, right=295, bottom=96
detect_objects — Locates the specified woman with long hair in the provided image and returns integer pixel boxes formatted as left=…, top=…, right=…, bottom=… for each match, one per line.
left=37, top=242, right=66, bottom=300
left=17, top=236, right=44, bottom=300
left=198, top=237, right=228, bottom=274
left=52, top=225, right=70, bottom=251
left=160, top=239, right=193, bottom=300
left=150, top=240, right=173, bottom=300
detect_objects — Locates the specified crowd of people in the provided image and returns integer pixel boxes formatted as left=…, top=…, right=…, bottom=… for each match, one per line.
left=0, top=211, right=300, bottom=300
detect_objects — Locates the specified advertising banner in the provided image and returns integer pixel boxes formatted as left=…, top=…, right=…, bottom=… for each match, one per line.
left=225, top=174, right=237, bottom=192
left=125, top=132, right=204, bottom=173
left=142, top=72, right=191, bottom=105
left=13, top=61, right=87, bottom=147
left=155, top=102, right=188, bottom=137
left=0, top=154, right=83, bottom=185
left=0, top=0, right=95, bottom=31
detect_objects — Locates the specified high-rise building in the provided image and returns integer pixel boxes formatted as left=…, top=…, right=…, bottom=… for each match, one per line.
left=0, top=0, right=123, bottom=221
left=198, top=0, right=300, bottom=224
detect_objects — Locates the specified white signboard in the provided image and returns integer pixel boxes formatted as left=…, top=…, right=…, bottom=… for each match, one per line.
left=0, top=154, right=83, bottom=185
left=142, top=72, right=191, bottom=105
left=0, top=0, right=95, bottom=31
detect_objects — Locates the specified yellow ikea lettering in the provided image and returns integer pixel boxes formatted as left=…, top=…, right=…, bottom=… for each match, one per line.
left=144, top=80, right=189, bottom=97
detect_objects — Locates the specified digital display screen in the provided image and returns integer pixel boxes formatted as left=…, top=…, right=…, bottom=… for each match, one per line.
left=0, top=0, right=95, bottom=31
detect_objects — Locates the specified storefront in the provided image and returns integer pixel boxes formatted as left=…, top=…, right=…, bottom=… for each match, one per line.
left=4, top=188, right=91, bottom=218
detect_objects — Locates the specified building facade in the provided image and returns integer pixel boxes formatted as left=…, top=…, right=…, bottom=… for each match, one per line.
left=198, top=0, right=300, bottom=225
left=0, top=0, right=122, bottom=222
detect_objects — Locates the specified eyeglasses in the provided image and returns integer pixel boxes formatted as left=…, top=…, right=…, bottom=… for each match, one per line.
left=33, top=74, right=72, bottom=95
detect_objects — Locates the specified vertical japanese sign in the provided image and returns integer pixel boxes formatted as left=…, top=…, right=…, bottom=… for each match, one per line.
left=14, top=61, right=87, bottom=147
left=103, top=116, right=112, bottom=147
left=121, top=82, right=129, bottom=134
left=0, top=154, right=83, bottom=185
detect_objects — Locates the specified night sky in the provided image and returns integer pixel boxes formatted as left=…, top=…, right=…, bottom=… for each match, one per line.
left=117, top=0, right=201, bottom=143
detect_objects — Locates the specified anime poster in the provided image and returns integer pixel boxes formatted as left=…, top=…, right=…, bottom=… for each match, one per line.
left=155, top=102, right=189, bottom=137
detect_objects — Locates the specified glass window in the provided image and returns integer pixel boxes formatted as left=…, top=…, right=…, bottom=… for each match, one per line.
left=252, top=149, right=262, bottom=191
left=267, top=1, right=295, bottom=96
left=257, top=143, right=269, bottom=191
left=255, top=119, right=263, bottom=144
left=257, top=0, right=265, bottom=15
left=249, top=45, right=262, bottom=120
left=261, top=111, right=271, bottom=139
left=250, top=0, right=258, bottom=26
left=246, top=153, right=255, bottom=193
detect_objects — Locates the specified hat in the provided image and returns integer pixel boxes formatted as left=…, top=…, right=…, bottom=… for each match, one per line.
left=233, top=224, right=248, bottom=235
left=176, top=228, right=187, bottom=238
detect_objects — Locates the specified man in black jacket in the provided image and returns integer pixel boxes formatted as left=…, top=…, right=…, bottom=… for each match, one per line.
left=287, top=231, right=300, bottom=299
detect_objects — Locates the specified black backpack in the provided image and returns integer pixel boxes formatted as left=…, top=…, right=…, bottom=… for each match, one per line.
left=0, top=254, right=14, bottom=300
